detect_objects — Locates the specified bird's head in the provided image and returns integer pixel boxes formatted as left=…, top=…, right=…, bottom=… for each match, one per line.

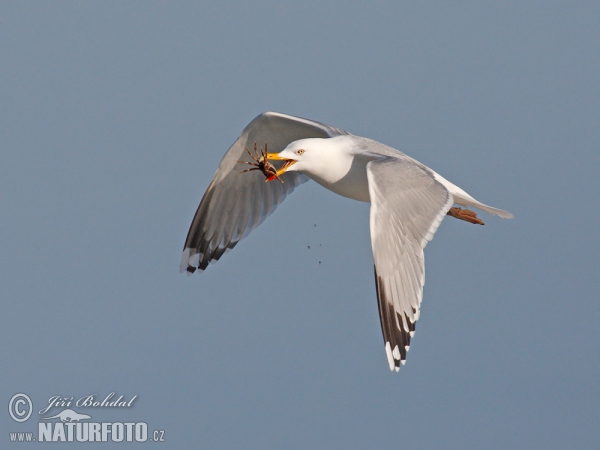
left=266, top=137, right=339, bottom=181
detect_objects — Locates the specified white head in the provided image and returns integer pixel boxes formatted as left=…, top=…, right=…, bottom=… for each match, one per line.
left=267, top=136, right=355, bottom=183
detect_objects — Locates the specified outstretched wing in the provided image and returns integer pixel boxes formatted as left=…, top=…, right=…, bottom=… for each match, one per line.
left=181, top=111, right=349, bottom=273
left=366, top=156, right=453, bottom=371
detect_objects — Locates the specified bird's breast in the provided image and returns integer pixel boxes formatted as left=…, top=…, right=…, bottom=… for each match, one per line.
left=307, top=155, right=371, bottom=202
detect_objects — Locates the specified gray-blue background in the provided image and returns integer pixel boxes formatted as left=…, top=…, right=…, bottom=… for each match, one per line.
left=2, top=1, right=598, bottom=448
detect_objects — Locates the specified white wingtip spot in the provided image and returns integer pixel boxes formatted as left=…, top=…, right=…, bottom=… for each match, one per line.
left=401, top=359, right=406, bottom=366
left=395, top=366, right=399, bottom=372
left=385, top=342, right=395, bottom=371
left=180, top=248, right=191, bottom=273
left=409, top=331, right=415, bottom=337
left=190, top=252, right=200, bottom=267
left=392, top=345, right=401, bottom=360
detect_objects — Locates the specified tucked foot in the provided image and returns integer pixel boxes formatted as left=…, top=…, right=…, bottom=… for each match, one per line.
left=447, top=207, right=484, bottom=225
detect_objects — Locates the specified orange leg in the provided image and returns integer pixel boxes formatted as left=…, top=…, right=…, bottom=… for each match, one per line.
left=447, top=207, right=484, bottom=225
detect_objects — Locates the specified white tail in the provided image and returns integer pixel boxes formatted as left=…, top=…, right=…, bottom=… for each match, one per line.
left=433, top=172, right=514, bottom=219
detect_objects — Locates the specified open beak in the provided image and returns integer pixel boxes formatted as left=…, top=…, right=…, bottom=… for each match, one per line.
left=266, top=153, right=297, bottom=181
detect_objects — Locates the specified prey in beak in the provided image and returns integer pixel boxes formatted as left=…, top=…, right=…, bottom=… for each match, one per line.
left=237, top=143, right=286, bottom=183
left=265, top=152, right=297, bottom=182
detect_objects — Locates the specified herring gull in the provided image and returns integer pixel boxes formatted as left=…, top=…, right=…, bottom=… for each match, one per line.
left=181, top=112, right=513, bottom=371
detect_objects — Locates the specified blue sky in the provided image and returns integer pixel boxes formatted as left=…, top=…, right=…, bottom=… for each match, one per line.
left=1, top=2, right=598, bottom=448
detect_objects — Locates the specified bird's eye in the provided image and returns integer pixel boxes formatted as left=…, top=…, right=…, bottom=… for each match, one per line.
left=296, top=149, right=305, bottom=155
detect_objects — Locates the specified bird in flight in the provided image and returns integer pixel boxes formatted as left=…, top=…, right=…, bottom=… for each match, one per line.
left=181, top=112, right=512, bottom=371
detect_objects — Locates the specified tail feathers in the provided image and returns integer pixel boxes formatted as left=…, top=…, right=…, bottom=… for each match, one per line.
left=458, top=199, right=514, bottom=219
left=432, top=173, right=513, bottom=219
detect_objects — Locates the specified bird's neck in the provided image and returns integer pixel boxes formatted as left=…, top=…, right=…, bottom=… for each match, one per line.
left=304, top=147, right=372, bottom=202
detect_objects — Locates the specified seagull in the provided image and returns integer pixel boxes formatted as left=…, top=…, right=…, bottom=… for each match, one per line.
left=181, top=112, right=513, bottom=371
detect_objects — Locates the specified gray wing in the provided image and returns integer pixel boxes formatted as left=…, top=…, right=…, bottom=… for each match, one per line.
left=366, top=156, right=454, bottom=371
left=181, top=112, right=349, bottom=273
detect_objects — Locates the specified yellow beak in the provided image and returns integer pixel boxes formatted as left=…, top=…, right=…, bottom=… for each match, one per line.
left=266, top=153, right=297, bottom=180
left=266, top=153, right=287, bottom=161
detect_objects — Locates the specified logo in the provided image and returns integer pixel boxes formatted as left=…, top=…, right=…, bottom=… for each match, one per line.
left=41, top=409, right=91, bottom=422
left=7, top=392, right=166, bottom=444
left=8, top=394, right=32, bottom=423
